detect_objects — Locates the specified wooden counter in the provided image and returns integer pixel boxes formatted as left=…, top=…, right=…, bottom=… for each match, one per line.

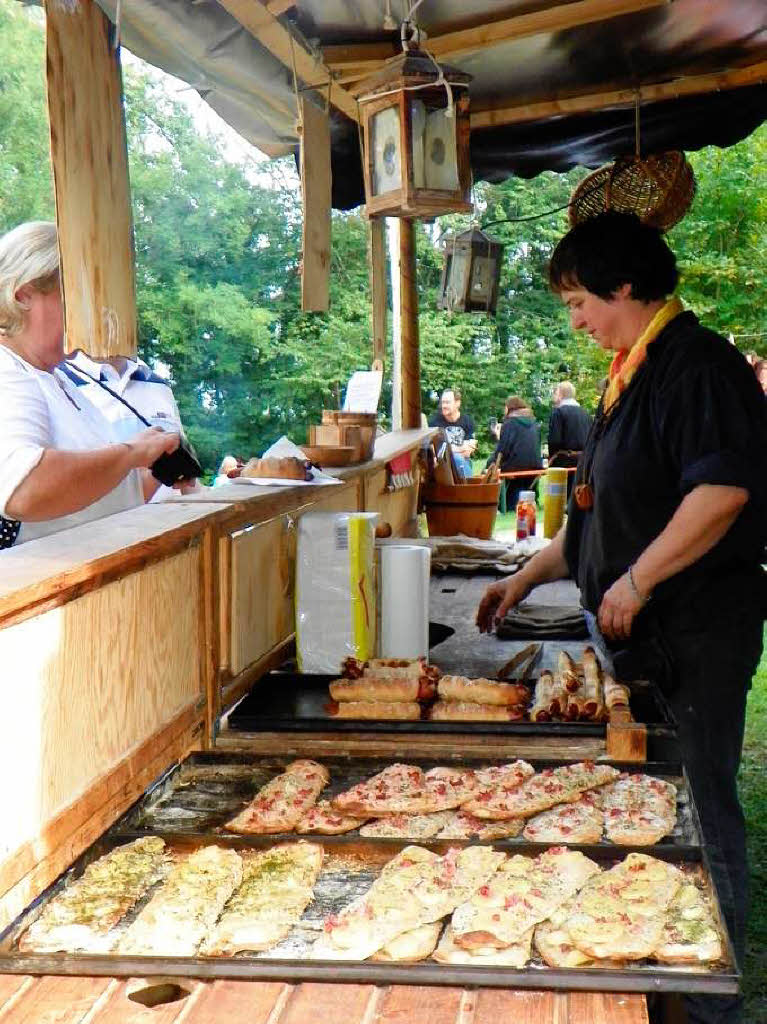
left=0, top=430, right=430, bottom=933
left=0, top=975, right=648, bottom=1023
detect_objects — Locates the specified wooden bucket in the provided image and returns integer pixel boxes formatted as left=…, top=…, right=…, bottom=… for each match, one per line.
left=423, top=478, right=502, bottom=539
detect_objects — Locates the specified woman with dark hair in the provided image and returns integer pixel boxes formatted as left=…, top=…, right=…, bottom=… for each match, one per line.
left=487, top=395, right=542, bottom=509
left=477, top=212, right=767, bottom=1024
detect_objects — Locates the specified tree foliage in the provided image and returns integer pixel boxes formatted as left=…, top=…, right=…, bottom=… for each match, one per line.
left=0, top=0, right=765, bottom=472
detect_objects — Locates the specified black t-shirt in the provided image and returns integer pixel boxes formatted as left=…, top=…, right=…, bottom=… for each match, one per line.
left=565, top=311, right=767, bottom=622
left=428, top=412, right=475, bottom=448
left=548, top=403, right=592, bottom=456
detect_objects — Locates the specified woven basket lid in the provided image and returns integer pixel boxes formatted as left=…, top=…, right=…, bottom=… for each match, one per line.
left=568, top=151, right=696, bottom=231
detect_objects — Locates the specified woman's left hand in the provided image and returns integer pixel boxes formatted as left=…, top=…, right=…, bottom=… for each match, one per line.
left=597, top=573, right=644, bottom=641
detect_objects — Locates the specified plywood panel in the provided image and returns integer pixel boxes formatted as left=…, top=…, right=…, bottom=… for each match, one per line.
left=45, top=0, right=136, bottom=359
left=0, top=548, right=200, bottom=867
left=230, top=518, right=293, bottom=676
left=363, top=464, right=417, bottom=537
left=300, top=97, right=331, bottom=312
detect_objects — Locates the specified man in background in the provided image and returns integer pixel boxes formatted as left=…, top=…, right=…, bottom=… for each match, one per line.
left=428, top=387, right=476, bottom=479
left=547, top=381, right=592, bottom=497
left=488, top=396, right=542, bottom=510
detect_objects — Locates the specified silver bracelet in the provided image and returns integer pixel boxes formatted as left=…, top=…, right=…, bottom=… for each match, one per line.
left=627, top=565, right=650, bottom=605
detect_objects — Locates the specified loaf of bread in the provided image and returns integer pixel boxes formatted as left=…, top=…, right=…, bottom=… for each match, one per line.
left=241, top=456, right=312, bottom=481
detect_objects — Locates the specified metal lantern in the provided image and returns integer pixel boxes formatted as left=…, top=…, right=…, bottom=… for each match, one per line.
left=437, top=227, right=504, bottom=313
left=355, top=49, right=472, bottom=219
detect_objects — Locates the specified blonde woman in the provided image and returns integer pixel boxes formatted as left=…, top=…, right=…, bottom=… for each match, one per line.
left=0, top=221, right=179, bottom=546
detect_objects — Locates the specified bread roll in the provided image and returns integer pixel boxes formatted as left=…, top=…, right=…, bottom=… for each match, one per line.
left=241, top=456, right=311, bottom=480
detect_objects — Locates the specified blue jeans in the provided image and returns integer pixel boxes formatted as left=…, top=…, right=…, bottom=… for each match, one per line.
left=452, top=453, right=472, bottom=479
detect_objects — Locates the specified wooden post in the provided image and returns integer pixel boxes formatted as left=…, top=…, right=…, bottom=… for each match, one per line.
left=367, top=217, right=387, bottom=367
left=299, top=96, right=331, bottom=312
left=399, top=218, right=421, bottom=429
left=45, top=0, right=137, bottom=359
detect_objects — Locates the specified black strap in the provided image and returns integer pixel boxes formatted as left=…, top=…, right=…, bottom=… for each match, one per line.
left=62, top=362, right=153, bottom=427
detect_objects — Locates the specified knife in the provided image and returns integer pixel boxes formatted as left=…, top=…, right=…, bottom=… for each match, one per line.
left=497, top=642, right=542, bottom=683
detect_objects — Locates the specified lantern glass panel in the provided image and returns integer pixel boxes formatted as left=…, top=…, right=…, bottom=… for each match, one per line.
left=410, top=100, right=459, bottom=191
left=371, top=105, right=402, bottom=196
left=470, top=256, right=496, bottom=302
left=447, top=246, right=469, bottom=306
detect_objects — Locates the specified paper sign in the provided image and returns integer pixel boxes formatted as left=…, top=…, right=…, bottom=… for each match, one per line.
left=343, top=370, right=383, bottom=413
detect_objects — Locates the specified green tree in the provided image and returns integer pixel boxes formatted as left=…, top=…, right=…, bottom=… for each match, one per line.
left=0, top=3, right=54, bottom=230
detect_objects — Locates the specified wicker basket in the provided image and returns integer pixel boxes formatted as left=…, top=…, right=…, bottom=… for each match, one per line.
left=568, top=151, right=696, bottom=231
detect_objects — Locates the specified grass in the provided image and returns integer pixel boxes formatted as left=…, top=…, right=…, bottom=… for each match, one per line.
left=740, top=633, right=767, bottom=1021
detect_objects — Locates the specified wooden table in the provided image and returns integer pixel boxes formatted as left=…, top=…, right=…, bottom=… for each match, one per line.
left=0, top=975, right=648, bottom=1023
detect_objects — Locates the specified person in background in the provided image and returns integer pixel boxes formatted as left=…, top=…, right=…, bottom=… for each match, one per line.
left=547, top=380, right=593, bottom=498
left=61, top=350, right=189, bottom=500
left=428, top=387, right=476, bottom=479
left=0, top=221, right=180, bottom=547
left=487, top=395, right=542, bottom=509
left=477, top=211, right=767, bottom=1024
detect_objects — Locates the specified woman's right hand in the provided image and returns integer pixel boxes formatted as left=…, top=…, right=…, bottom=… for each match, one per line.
left=125, top=428, right=181, bottom=468
left=476, top=574, right=532, bottom=633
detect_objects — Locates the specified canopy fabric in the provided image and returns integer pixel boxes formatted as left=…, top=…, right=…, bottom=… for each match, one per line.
left=86, top=0, right=766, bottom=206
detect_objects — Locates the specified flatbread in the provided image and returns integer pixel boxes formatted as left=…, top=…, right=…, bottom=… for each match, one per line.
left=332, top=764, right=475, bottom=816
left=19, top=837, right=169, bottom=954
left=523, top=794, right=604, bottom=844
left=653, top=882, right=723, bottom=964
left=451, top=847, right=600, bottom=949
left=436, top=810, right=524, bottom=841
left=311, top=845, right=505, bottom=961
left=331, top=701, right=422, bottom=720
left=534, top=894, right=626, bottom=969
left=332, top=763, right=428, bottom=817
left=433, top=922, right=533, bottom=967
left=429, top=700, right=525, bottom=722
left=437, top=676, right=530, bottom=707
left=295, top=800, right=368, bottom=835
left=562, top=852, right=684, bottom=960
left=462, top=762, right=620, bottom=820
left=118, top=846, right=243, bottom=957
left=201, top=842, right=323, bottom=956
left=224, top=760, right=329, bottom=834
left=370, top=921, right=442, bottom=962
left=360, top=810, right=454, bottom=839
left=601, top=774, right=677, bottom=845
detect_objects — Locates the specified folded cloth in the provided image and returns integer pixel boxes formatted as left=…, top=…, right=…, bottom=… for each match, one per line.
left=496, top=603, right=588, bottom=640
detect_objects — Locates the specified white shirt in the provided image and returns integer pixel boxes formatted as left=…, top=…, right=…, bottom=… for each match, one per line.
left=0, top=346, right=143, bottom=545
left=65, top=352, right=183, bottom=501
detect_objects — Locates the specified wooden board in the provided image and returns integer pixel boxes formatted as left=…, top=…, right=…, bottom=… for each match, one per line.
left=299, top=96, right=331, bottom=312
left=368, top=217, right=387, bottom=367
left=46, top=0, right=137, bottom=359
left=0, top=978, right=649, bottom=1023
left=230, top=518, right=294, bottom=676
left=0, top=548, right=200, bottom=896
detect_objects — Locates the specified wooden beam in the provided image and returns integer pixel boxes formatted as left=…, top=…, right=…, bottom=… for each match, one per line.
left=399, top=220, right=421, bottom=430
left=367, top=218, right=387, bottom=368
left=323, top=0, right=669, bottom=69
left=266, top=0, right=296, bottom=13
left=471, top=59, right=767, bottom=129
left=299, top=97, right=332, bottom=312
left=45, top=0, right=137, bottom=359
left=217, top=0, right=359, bottom=123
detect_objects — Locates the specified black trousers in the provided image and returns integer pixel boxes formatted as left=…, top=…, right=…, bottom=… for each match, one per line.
left=613, top=602, right=763, bottom=1024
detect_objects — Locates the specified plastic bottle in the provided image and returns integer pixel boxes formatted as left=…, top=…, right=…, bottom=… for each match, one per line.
left=516, top=490, right=537, bottom=540
left=543, top=467, right=568, bottom=538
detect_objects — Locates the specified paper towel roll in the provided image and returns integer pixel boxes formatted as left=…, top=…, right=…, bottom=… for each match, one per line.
left=378, top=544, right=431, bottom=660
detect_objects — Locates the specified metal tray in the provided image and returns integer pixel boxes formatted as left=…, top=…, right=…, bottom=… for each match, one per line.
left=227, top=672, right=676, bottom=735
left=0, top=833, right=737, bottom=994
left=108, top=752, right=703, bottom=853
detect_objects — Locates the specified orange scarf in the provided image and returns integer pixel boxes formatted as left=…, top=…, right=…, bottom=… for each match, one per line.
left=603, top=297, right=683, bottom=413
